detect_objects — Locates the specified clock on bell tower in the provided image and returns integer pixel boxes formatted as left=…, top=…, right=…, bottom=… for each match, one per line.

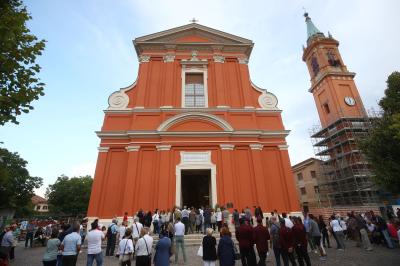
left=302, top=13, right=367, bottom=128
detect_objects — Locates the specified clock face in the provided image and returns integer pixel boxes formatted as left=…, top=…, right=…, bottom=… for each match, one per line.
left=344, top=96, right=356, bottom=106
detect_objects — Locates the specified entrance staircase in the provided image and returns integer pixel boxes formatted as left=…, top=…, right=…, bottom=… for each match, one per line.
left=152, top=223, right=238, bottom=246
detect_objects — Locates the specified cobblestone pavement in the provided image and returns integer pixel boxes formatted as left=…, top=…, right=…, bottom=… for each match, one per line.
left=9, top=239, right=400, bottom=266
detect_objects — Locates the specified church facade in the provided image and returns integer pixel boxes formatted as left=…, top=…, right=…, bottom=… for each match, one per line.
left=87, top=23, right=300, bottom=219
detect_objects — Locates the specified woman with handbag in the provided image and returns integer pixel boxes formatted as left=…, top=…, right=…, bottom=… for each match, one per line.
left=118, top=229, right=134, bottom=266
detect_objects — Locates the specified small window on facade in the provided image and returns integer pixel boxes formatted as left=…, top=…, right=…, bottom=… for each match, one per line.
left=43, top=205, right=48, bottom=210
left=297, top=173, right=303, bottom=181
left=311, top=171, right=316, bottom=178
left=323, top=103, right=330, bottom=114
left=311, top=56, right=319, bottom=75
left=36, top=205, right=41, bottom=210
left=184, top=73, right=205, bottom=107
left=314, top=186, right=319, bottom=193
left=300, top=187, right=306, bottom=195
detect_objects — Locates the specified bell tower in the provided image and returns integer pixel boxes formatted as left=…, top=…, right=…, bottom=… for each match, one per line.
left=302, top=13, right=380, bottom=207
left=302, top=13, right=366, bottom=128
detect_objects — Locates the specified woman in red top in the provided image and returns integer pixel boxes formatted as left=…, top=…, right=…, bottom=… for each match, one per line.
left=292, top=217, right=311, bottom=266
left=123, top=212, right=128, bottom=223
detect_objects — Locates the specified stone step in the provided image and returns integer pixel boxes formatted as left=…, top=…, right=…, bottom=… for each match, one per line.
left=86, top=233, right=238, bottom=249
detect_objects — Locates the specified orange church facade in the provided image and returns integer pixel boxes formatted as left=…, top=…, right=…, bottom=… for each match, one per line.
left=87, top=23, right=300, bottom=219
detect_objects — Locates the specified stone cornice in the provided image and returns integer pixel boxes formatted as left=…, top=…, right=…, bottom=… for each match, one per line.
left=104, top=108, right=282, bottom=114
left=96, top=130, right=290, bottom=139
left=308, top=71, right=356, bottom=93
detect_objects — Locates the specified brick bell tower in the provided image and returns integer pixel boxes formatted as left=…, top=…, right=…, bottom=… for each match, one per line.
left=302, top=12, right=367, bottom=127
left=302, top=13, right=381, bottom=207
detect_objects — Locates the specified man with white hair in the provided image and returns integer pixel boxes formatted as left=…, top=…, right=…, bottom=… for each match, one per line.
left=131, top=217, right=144, bottom=243
left=135, top=227, right=154, bottom=265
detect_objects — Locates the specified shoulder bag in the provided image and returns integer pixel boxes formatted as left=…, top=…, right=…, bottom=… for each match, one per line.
left=119, top=239, right=132, bottom=264
left=143, top=236, right=152, bottom=266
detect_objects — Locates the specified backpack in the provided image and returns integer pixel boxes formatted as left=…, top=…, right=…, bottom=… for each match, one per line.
left=106, top=224, right=113, bottom=238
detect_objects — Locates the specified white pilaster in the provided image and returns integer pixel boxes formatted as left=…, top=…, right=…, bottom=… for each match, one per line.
left=98, top=147, right=109, bottom=153
left=220, top=144, right=235, bottom=150
left=249, top=144, right=263, bottom=150
left=126, top=145, right=140, bottom=152
left=278, top=145, right=289, bottom=150
left=156, top=145, right=171, bottom=151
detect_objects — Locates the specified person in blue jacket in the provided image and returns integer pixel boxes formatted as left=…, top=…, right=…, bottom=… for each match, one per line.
left=217, top=227, right=235, bottom=266
left=154, top=230, right=172, bottom=266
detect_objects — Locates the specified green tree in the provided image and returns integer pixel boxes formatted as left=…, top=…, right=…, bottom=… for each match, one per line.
left=0, top=147, right=43, bottom=216
left=0, top=0, right=46, bottom=125
left=46, top=175, right=93, bottom=217
left=361, top=71, right=400, bottom=193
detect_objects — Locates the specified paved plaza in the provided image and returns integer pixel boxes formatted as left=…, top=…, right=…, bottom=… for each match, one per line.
left=9, top=238, right=400, bottom=266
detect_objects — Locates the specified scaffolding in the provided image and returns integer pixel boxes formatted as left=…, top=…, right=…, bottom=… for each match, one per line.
left=309, top=114, right=381, bottom=207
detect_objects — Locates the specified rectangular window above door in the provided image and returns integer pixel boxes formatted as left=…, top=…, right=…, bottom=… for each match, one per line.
left=184, top=73, right=206, bottom=107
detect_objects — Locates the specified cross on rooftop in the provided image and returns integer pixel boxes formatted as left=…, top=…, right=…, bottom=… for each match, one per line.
left=190, top=18, right=198, bottom=23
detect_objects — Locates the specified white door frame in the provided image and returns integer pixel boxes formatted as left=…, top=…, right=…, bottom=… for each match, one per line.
left=175, top=151, right=217, bottom=208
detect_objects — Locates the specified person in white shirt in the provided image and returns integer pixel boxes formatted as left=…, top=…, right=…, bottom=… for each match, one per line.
left=135, top=227, right=153, bottom=265
left=86, top=221, right=105, bottom=266
left=152, top=210, right=160, bottom=235
left=118, top=221, right=127, bottom=242
left=282, top=213, right=294, bottom=229
left=118, top=228, right=134, bottom=265
left=330, top=215, right=345, bottom=250
left=174, top=217, right=187, bottom=264
left=131, top=217, right=143, bottom=242
left=216, top=208, right=223, bottom=232
left=116, top=221, right=127, bottom=256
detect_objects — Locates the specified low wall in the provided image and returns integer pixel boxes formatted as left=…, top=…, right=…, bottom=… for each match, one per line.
left=307, top=205, right=381, bottom=220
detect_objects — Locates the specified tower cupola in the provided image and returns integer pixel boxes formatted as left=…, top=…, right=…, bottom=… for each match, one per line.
left=304, top=12, right=325, bottom=43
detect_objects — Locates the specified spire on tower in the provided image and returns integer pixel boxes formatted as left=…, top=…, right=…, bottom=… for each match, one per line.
left=304, top=12, right=324, bottom=40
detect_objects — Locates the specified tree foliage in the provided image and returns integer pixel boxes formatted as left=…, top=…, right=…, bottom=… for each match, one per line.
left=46, top=175, right=93, bottom=217
left=0, top=147, right=43, bottom=216
left=0, top=0, right=46, bottom=125
left=360, top=71, right=400, bottom=193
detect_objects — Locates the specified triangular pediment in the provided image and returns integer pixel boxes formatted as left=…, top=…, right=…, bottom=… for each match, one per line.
left=134, top=23, right=252, bottom=45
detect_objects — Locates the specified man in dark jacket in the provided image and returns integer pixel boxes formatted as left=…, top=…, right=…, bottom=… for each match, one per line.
left=292, top=217, right=311, bottom=266
left=236, top=218, right=256, bottom=266
left=203, top=208, right=211, bottom=233
left=253, top=218, right=270, bottom=266
left=278, top=219, right=297, bottom=266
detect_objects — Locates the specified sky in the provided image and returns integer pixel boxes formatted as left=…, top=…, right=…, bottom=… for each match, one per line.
left=1, top=0, right=399, bottom=196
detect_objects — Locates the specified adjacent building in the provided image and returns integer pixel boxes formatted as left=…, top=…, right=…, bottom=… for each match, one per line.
left=302, top=13, right=380, bottom=207
left=31, top=195, right=49, bottom=213
left=292, top=158, right=324, bottom=210
left=88, top=22, right=300, bottom=219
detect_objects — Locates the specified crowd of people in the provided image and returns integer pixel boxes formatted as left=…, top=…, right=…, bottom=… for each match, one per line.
left=0, top=206, right=399, bottom=266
